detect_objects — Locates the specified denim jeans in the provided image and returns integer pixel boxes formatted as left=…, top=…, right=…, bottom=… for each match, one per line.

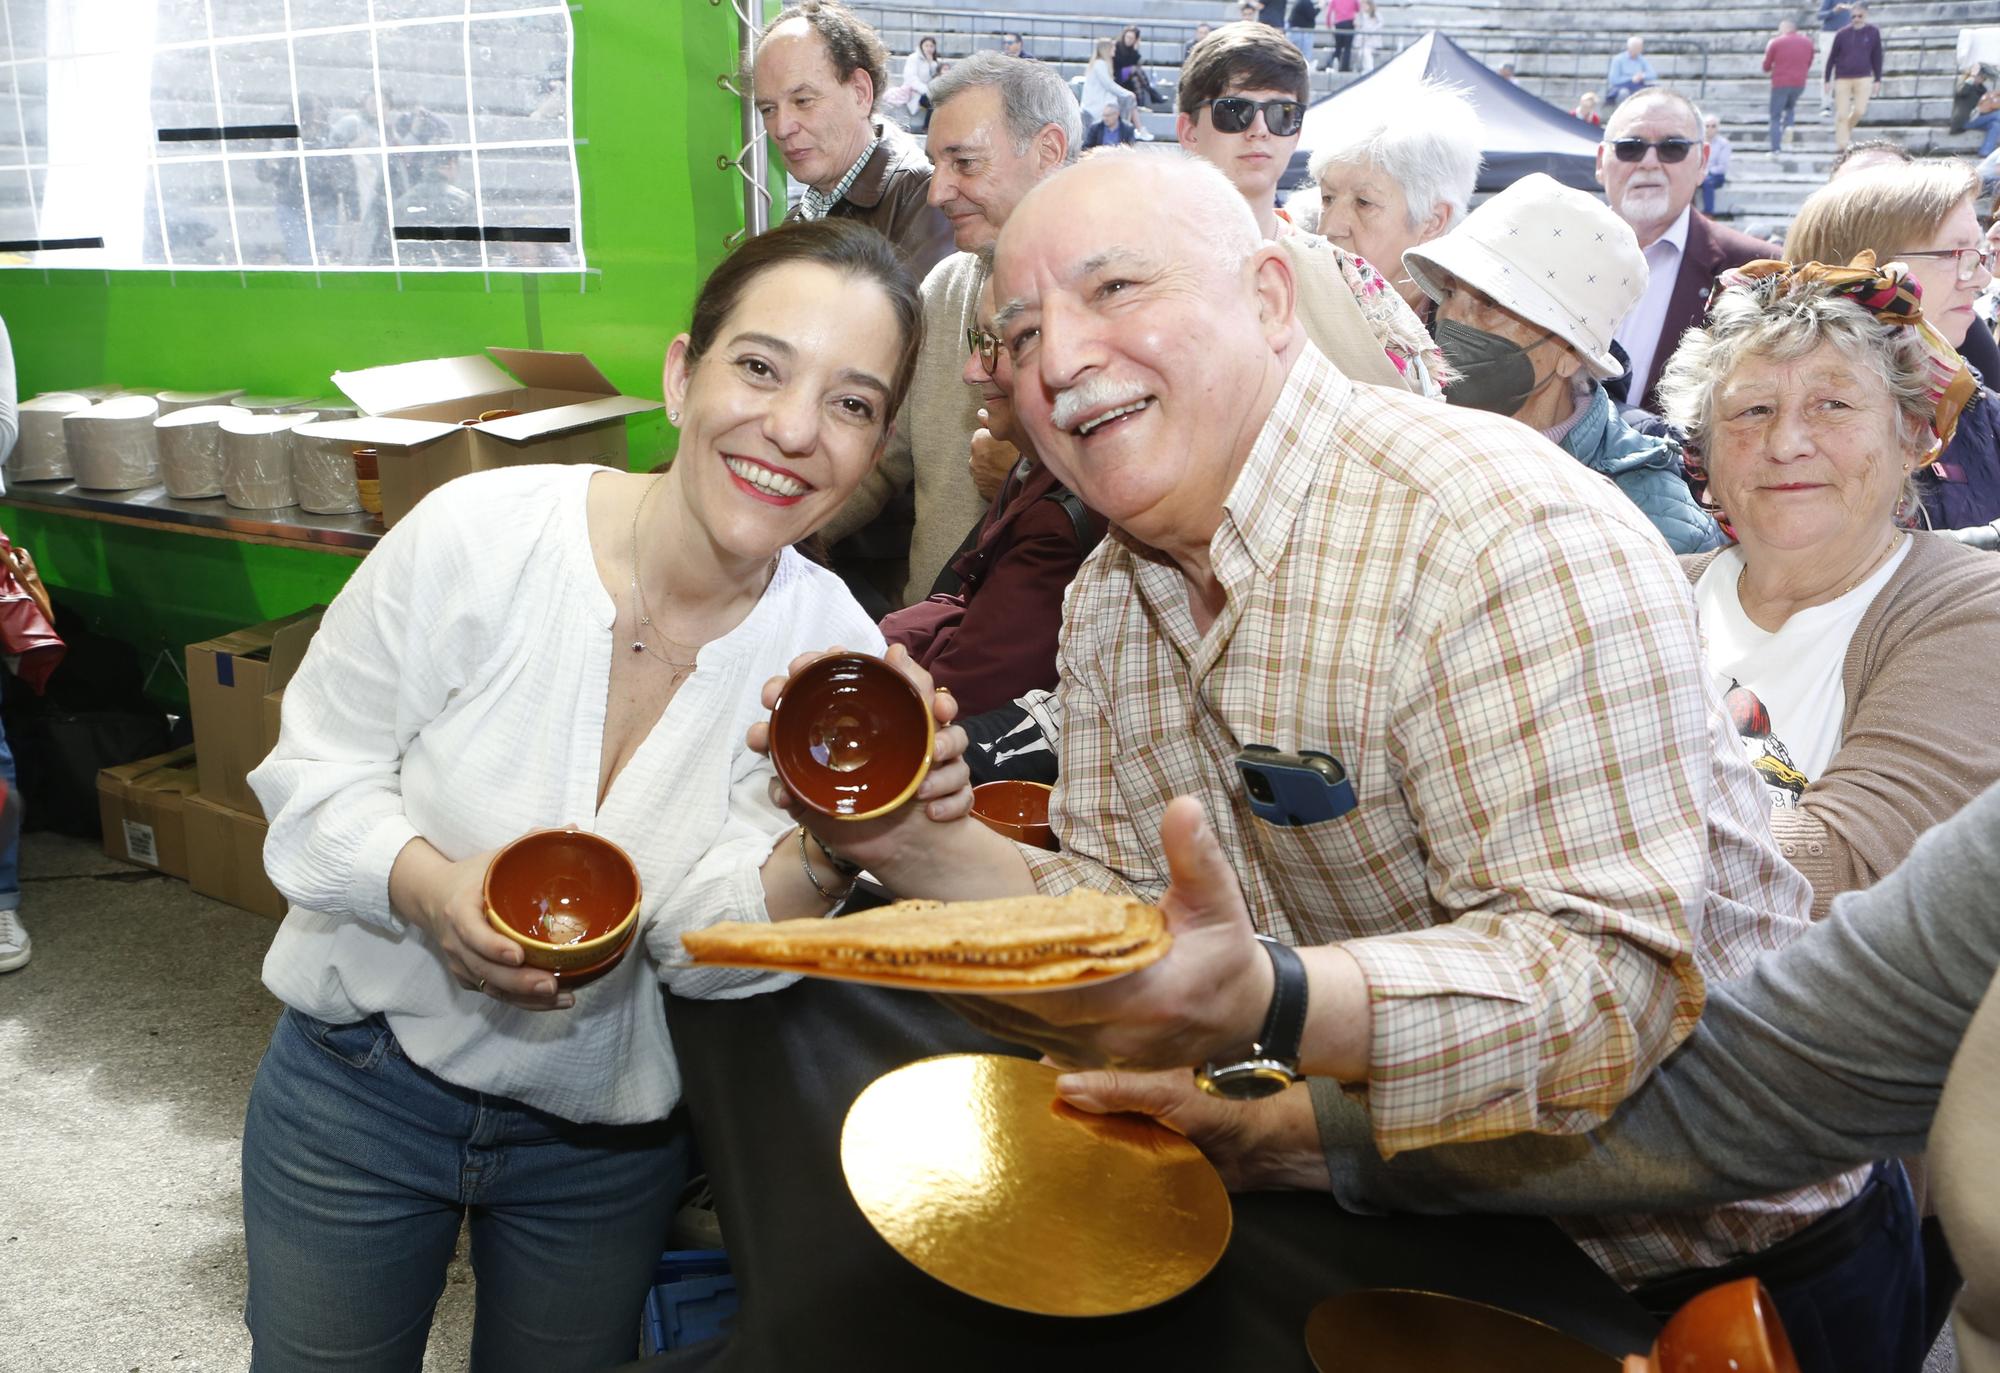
left=1967, top=109, right=2000, bottom=158
left=1700, top=170, right=1725, bottom=216
left=242, top=1008, right=689, bottom=1373
left=1769, top=85, right=1803, bottom=151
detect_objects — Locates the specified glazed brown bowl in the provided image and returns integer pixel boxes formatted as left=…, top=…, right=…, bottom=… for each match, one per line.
left=483, top=827, right=642, bottom=974
left=1640, top=1277, right=1799, bottom=1373
left=971, top=780, right=1057, bottom=850
left=770, top=653, right=934, bottom=821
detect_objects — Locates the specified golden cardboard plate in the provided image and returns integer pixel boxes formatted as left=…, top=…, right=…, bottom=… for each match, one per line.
left=672, top=956, right=1145, bottom=995
left=841, top=1054, right=1233, bottom=1316
left=1305, top=1289, right=1619, bottom=1372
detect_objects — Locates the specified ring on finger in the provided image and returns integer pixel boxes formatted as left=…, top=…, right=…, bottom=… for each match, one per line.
left=476, top=977, right=488, bottom=993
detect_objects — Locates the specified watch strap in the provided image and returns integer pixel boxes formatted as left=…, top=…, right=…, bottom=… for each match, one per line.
left=1256, top=936, right=1308, bottom=1065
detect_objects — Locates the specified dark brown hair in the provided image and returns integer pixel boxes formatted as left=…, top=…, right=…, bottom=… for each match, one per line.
left=764, top=1, right=889, bottom=110
left=684, top=218, right=924, bottom=422
left=1179, top=21, right=1309, bottom=112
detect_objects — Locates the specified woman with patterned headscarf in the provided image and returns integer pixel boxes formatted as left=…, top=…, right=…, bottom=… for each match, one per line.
left=1657, top=253, right=2000, bottom=918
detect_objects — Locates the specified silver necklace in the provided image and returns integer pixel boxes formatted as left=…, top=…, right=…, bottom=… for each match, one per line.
left=625, top=473, right=780, bottom=676
left=627, top=474, right=701, bottom=677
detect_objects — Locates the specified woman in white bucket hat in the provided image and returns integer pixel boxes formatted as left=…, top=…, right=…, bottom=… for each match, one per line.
left=1404, top=172, right=1723, bottom=554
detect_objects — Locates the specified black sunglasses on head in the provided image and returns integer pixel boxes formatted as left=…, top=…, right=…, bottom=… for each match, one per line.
left=1196, top=96, right=1306, bottom=138
left=1609, top=136, right=1698, bottom=164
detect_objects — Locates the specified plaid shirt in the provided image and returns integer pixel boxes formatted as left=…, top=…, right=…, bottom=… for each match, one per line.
left=1025, top=343, right=1864, bottom=1284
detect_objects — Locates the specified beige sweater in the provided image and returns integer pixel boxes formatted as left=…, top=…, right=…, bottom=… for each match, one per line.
left=1685, top=532, right=2000, bottom=916
left=822, top=251, right=989, bottom=608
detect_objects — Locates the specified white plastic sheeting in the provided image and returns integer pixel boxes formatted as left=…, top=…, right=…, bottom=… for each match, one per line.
left=220, top=409, right=316, bottom=509
left=66, top=394, right=162, bottom=490
left=155, top=403, right=240, bottom=498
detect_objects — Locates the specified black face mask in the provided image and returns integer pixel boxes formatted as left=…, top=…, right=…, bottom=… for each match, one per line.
left=1436, top=319, right=1559, bottom=415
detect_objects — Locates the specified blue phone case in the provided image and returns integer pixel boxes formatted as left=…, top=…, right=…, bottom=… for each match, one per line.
left=1235, top=748, right=1357, bottom=827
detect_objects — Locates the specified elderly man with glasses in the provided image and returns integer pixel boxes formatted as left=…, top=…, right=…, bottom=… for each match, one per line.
left=1596, top=87, right=1773, bottom=413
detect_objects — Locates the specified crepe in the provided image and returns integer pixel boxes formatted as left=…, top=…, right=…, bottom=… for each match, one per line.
left=683, top=889, right=1171, bottom=984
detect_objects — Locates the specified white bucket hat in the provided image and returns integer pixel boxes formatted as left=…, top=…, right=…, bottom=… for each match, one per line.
left=1403, top=173, right=1648, bottom=381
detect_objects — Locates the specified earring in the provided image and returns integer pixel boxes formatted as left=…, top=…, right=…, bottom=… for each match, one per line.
left=669, top=409, right=680, bottom=425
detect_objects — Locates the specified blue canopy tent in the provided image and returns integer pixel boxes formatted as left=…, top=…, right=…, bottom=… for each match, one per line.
left=1289, top=32, right=1603, bottom=194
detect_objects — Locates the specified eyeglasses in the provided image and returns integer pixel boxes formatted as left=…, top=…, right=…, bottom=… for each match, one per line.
left=1194, top=96, right=1306, bottom=138
left=1895, top=244, right=1997, bottom=284
left=1608, top=136, right=1698, bottom=164
left=965, top=325, right=1001, bottom=375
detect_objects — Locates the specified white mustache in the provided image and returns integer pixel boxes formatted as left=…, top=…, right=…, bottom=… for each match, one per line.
left=1049, top=376, right=1149, bottom=432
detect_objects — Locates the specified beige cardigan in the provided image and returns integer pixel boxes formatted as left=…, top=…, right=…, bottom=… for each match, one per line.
left=1685, top=532, right=2000, bottom=916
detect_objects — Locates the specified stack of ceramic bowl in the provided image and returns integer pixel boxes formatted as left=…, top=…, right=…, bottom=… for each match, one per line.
left=10, top=393, right=91, bottom=482
left=155, top=404, right=243, bottom=498
left=231, top=394, right=315, bottom=415
left=220, top=410, right=317, bottom=509
left=66, top=395, right=163, bottom=490
left=156, top=388, right=245, bottom=415
left=289, top=419, right=365, bottom=515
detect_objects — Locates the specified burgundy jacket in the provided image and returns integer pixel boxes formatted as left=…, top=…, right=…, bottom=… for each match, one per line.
left=879, top=462, right=1106, bottom=717
left=1639, top=211, right=1776, bottom=415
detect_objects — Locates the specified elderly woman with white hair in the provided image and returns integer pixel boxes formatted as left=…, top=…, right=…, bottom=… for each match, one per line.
left=1309, top=78, right=1483, bottom=320
left=1404, top=173, right=1722, bottom=552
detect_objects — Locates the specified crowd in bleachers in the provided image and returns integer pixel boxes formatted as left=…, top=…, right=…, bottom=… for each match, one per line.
left=226, top=1, right=2000, bottom=1368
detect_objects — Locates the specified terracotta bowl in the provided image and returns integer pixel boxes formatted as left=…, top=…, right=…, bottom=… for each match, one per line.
left=769, top=653, right=935, bottom=821
left=1630, top=1278, right=1800, bottom=1373
left=483, top=828, right=642, bottom=974
left=971, top=780, right=1057, bottom=850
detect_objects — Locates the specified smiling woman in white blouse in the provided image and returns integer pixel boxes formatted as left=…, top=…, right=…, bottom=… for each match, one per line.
left=238, top=220, right=958, bottom=1371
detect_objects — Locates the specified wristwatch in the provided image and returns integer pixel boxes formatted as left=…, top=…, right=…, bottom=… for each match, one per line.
left=1195, top=936, right=1308, bottom=1100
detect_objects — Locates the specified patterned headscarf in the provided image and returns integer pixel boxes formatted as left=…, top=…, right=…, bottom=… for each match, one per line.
left=1708, top=251, right=1978, bottom=456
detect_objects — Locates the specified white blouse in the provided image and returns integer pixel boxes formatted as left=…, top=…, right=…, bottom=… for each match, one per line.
left=250, top=464, right=883, bottom=1124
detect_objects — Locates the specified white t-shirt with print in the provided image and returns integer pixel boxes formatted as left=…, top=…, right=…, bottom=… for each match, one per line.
left=1693, top=538, right=1911, bottom=807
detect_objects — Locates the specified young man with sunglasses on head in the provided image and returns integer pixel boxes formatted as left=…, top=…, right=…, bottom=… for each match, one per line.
left=1596, top=87, right=1772, bottom=413
left=1178, top=22, right=1447, bottom=395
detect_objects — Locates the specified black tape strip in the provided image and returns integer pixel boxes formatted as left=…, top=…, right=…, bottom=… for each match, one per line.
left=394, top=225, right=571, bottom=244
left=0, top=236, right=106, bottom=251
left=157, top=124, right=302, bottom=142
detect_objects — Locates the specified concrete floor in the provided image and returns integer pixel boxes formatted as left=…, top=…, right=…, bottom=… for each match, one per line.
left=0, top=831, right=1959, bottom=1372
left=0, top=831, right=475, bottom=1373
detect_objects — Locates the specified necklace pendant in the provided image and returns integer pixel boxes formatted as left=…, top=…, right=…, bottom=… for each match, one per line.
left=631, top=641, right=644, bottom=653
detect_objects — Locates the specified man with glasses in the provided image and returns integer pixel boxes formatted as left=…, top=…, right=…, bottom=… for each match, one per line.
left=1597, top=88, right=1771, bottom=413
left=1177, top=22, right=1446, bottom=395
left=1176, top=23, right=1310, bottom=242
left=818, top=51, right=1080, bottom=611
left=878, top=261, right=1106, bottom=786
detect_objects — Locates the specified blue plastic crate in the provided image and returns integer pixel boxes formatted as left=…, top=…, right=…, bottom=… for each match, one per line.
left=639, top=1249, right=739, bottom=1356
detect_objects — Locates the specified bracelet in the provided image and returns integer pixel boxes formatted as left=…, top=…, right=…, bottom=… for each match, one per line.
left=798, top=826, right=857, bottom=904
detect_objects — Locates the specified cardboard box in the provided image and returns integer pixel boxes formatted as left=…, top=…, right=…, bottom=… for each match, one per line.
left=186, top=608, right=324, bottom=817
left=263, top=687, right=286, bottom=769
left=97, top=746, right=201, bottom=879
left=185, top=793, right=287, bottom=920
left=321, top=349, right=662, bottom=526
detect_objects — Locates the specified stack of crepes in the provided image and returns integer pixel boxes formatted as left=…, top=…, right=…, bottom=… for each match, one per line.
left=682, top=889, right=1171, bottom=986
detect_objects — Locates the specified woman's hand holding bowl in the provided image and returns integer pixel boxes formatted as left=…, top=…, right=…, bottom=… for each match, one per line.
left=401, top=844, right=574, bottom=1011
left=746, top=643, right=973, bottom=877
